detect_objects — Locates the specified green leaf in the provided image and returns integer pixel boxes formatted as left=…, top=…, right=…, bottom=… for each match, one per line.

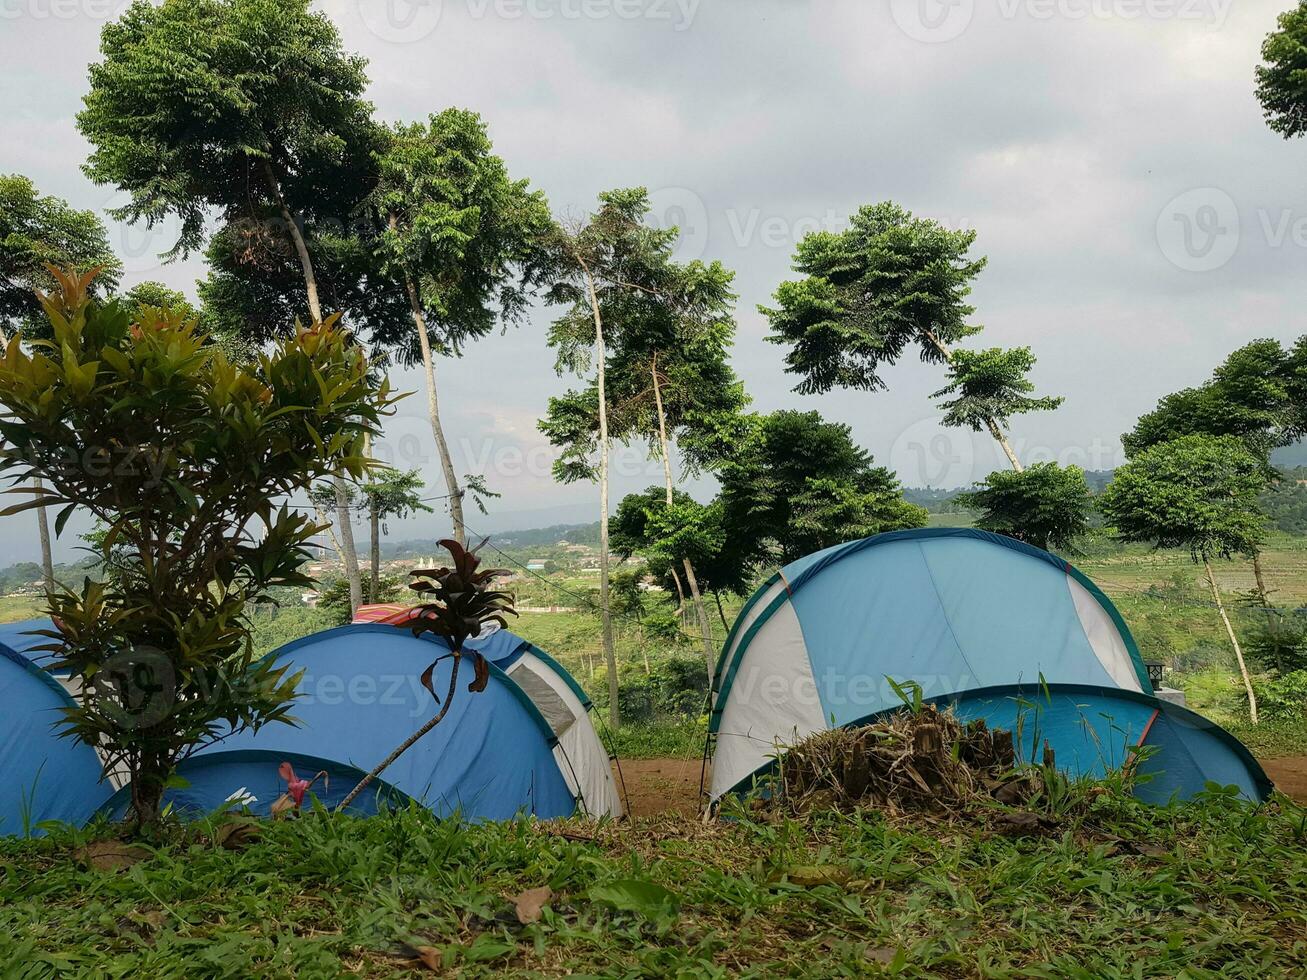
left=588, top=879, right=681, bottom=918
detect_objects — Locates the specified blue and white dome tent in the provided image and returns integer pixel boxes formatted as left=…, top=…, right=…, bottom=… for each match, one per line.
left=104, top=624, right=617, bottom=821
left=0, top=622, right=112, bottom=834
left=707, top=528, right=1271, bottom=803
left=443, top=626, right=623, bottom=818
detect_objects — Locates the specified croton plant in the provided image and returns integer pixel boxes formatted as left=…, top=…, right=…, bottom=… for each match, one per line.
left=0, top=267, right=395, bottom=825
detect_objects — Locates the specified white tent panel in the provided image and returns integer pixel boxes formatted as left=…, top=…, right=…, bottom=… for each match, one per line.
left=710, top=599, right=825, bottom=800
left=506, top=652, right=622, bottom=818
left=1067, top=576, right=1144, bottom=693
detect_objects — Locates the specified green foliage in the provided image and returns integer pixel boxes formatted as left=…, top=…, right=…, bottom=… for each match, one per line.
left=1122, top=339, right=1298, bottom=459
left=1258, top=1, right=1307, bottom=139
left=0, top=269, right=393, bottom=823
left=718, top=410, right=928, bottom=566
left=78, top=0, right=376, bottom=260
left=198, top=218, right=407, bottom=348
left=932, top=347, right=1063, bottom=432
left=318, top=574, right=404, bottom=626
left=762, top=201, right=984, bottom=394
left=1099, top=435, right=1268, bottom=563
left=1261, top=470, right=1307, bottom=535
left=1251, top=669, right=1307, bottom=721
left=360, top=468, right=429, bottom=526
left=120, top=282, right=196, bottom=321
left=613, top=487, right=749, bottom=597
left=539, top=187, right=749, bottom=482
left=613, top=655, right=708, bottom=722
left=0, top=174, right=122, bottom=335
left=957, top=463, right=1092, bottom=553
left=370, top=109, right=550, bottom=361
left=1246, top=605, right=1307, bottom=675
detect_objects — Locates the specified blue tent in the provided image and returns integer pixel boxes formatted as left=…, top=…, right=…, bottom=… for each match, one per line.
left=708, top=528, right=1268, bottom=803
left=0, top=618, right=53, bottom=664
left=106, top=625, right=580, bottom=821
left=0, top=626, right=111, bottom=835
left=929, top=684, right=1272, bottom=802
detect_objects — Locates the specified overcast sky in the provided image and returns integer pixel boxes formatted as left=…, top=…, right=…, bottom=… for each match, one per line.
left=2, top=0, right=1306, bottom=563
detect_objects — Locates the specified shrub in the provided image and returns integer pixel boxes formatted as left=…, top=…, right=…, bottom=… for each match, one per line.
left=1252, top=670, right=1307, bottom=721
left=0, top=269, right=393, bottom=824
left=1246, top=606, right=1307, bottom=676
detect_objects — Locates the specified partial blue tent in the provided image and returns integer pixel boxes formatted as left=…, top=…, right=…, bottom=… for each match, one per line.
left=929, top=685, right=1272, bottom=802
left=0, top=633, right=111, bottom=835
left=110, top=625, right=578, bottom=821
left=101, top=750, right=412, bottom=819
left=0, top=618, right=52, bottom=664
left=356, top=617, right=622, bottom=817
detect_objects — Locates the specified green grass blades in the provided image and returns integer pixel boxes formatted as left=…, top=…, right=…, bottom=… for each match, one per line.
left=2, top=792, right=1305, bottom=977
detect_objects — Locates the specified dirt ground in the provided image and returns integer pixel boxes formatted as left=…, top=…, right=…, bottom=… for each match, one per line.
left=615, top=756, right=1307, bottom=817
left=1262, top=757, right=1307, bottom=804
left=613, top=758, right=708, bottom=818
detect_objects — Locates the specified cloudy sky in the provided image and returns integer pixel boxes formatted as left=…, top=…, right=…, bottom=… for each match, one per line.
left=2, top=0, right=1305, bottom=562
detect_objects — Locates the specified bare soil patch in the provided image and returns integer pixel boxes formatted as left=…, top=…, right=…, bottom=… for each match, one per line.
left=1263, top=756, right=1307, bottom=803
left=613, top=758, right=706, bottom=818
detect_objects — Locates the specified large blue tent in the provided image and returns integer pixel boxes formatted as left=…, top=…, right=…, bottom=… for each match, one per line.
left=106, top=625, right=585, bottom=821
left=0, top=624, right=111, bottom=835
left=708, top=528, right=1270, bottom=803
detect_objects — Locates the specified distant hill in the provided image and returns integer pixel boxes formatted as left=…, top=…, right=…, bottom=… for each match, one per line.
left=382, top=522, right=600, bottom=558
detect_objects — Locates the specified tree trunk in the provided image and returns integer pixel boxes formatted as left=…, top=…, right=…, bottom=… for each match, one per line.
left=334, top=478, right=362, bottom=615
left=923, top=328, right=1024, bottom=473
left=1252, top=552, right=1270, bottom=604
left=985, top=418, right=1025, bottom=473
left=670, top=567, right=687, bottom=623
left=713, top=590, right=729, bottom=631
left=338, top=652, right=462, bottom=811
left=263, top=161, right=322, bottom=323
left=264, top=160, right=363, bottom=609
left=584, top=265, right=620, bottom=730
left=650, top=353, right=717, bottom=676
left=369, top=497, right=381, bottom=602
left=1204, top=558, right=1258, bottom=724
left=398, top=233, right=465, bottom=546
left=34, top=476, right=54, bottom=593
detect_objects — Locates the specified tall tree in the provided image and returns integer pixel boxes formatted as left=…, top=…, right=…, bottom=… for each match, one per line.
left=121, top=281, right=197, bottom=320
left=538, top=189, right=673, bottom=728
left=763, top=202, right=1061, bottom=472
left=543, top=217, right=747, bottom=674
left=1122, top=339, right=1296, bottom=599
left=931, top=348, right=1064, bottom=471
left=957, top=462, right=1092, bottom=553
left=0, top=269, right=393, bottom=824
left=358, top=467, right=429, bottom=599
left=1099, top=434, right=1268, bottom=722
left=370, top=109, right=549, bottom=545
left=718, top=410, right=928, bottom=568
left=1257, top=2, right=1307, bottom=142
left=0, top=174, right=124, bottom=591
left=79, top=0, right=378, bottom=612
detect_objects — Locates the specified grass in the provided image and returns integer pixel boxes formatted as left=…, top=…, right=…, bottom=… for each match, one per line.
left=0, top=594, right=46, bottom=623
left=605, top=717, right=709, bottom=760
left=2, top=789, right=1305, bottom=977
